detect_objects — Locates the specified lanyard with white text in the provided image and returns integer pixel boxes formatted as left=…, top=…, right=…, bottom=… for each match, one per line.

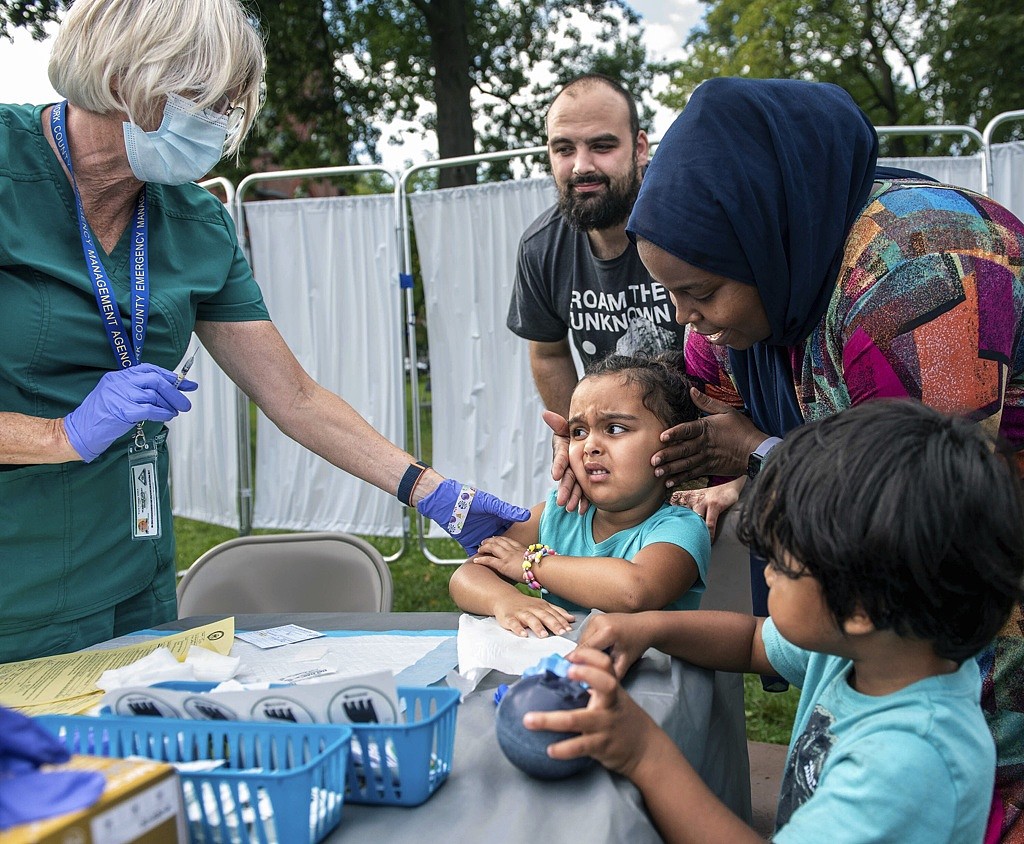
left=51, top=101, right=149, bottom=370
left=52, top=101, right=161, bottom=540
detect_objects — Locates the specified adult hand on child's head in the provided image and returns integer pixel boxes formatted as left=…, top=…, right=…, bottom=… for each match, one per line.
left=474, top=535, right=529, bottom=581
left=543, top=410, right=590, bottom=515
left=416, top=479, right=530, bottom=556
left=523, top=647, right=660, bottom=779
left=63, top=363, right=198, bottom=462
left=577, top=613, right=651, bottom=679
left=494, top=592, right=575, bottom=638
left=671, top=476, right=745, bottom=542
left=653, top=388, right=765, bottom=482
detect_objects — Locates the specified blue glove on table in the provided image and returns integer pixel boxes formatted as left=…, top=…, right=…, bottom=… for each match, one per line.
left=416, top=478, right=530, bottom=556
left=0, top=706, right=106, bottom=830
left=64, top=362, right=198, bottom=462
left=0, top=706, right=69, bottom=771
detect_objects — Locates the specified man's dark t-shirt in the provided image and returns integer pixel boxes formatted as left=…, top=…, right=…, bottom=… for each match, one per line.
left=507, top=204, right=686, bottom=369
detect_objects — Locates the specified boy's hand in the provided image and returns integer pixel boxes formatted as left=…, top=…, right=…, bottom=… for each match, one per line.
left=523, top=647, right=660, bottom=779
left=474, top=535, right=528, bottom=581
left=577, top=612, right=652, bottom=679
left=493, top=592, right=574, bottom=638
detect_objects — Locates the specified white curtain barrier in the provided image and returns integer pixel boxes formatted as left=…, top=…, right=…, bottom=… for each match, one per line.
left=990, top=141, right=1024, bottom=219
left=877, top=153, right=984, bottom=193
left=875, top=145, right=1024, bottom=219
left=170, top=141, right=1024, bottom=537
left=410, top=178, right=559, bottom=530
left=168, top=335, right=240, bottom=528
left=244, top=194, right=406, bottom=536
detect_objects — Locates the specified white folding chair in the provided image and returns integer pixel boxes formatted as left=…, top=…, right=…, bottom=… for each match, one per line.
left=176, top=532, right=393, bottom=617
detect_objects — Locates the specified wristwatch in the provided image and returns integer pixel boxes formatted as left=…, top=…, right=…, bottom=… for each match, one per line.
left=746, top=437, right=783, bottom=479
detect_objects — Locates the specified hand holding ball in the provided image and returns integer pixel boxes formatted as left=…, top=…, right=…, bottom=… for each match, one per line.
left=495, top=671, right=595, bottom=780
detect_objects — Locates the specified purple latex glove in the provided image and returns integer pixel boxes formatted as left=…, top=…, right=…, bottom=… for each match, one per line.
left=1, top=769, right=107, bottom=828
left=0, top=707, right=69, bottom=773
left=63, top=362, right=198, bottom=462
left=0, top=707, right=105, bottom=830
left=416, top=478, right=530, bottom=556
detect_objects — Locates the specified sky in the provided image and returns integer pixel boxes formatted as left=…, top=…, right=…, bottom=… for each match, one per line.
left=629, top=0, right=705, bottom=135
left=0, top=0, right=705, bottom=170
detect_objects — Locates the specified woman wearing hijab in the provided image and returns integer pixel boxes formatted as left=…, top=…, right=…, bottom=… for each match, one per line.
left=622, top=77, right=1024, bottom=840
left=0, top=0, right=527, bottom=664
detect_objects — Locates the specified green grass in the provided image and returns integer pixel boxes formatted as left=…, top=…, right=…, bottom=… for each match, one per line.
left=174, top=515, right=796, bottom=743
left=743, top=676, right=800, bottom=744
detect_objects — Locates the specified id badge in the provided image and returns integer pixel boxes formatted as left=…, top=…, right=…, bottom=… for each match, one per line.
left=129, top=435, right=161, bottom=541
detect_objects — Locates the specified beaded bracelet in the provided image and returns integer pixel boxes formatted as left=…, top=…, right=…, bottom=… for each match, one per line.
left=522, top=543, right=556, bottom=591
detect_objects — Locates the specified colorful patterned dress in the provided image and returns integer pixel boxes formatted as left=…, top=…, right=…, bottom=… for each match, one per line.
left=686, top=177, right=1024, bottom=841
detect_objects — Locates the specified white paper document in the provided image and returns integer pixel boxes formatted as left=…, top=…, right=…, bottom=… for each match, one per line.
left=234, top=624, right=325, bottom=649
left=231, top=633, right=454, bottom=685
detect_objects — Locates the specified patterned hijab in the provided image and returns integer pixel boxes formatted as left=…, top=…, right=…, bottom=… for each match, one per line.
left=627, top=77, right=878, bottom=436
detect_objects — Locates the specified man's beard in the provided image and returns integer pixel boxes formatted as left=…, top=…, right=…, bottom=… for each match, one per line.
left=557, top=156, right=642, bottom=232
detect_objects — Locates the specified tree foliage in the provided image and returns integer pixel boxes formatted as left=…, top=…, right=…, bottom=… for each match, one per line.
left=924, top=0, right=1024, bottom=142
left=333, top=0, right=656, bottom=186
left=253, top=0, right=656, bottom=187
left=661, top=0, right=945, bottom=155
left=0, top=0, right=62, bottom=41
left=213, top=0, right=383, bottom=192
left=8, top=1, right=1022, bottom=166
left=4, top=0, right=654, bottom=189
left=661, top=0, right=1024, bottom=155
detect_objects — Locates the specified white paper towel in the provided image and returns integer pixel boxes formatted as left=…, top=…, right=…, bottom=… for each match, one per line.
left=96, top=646, right=240, bottom=691
left=449, top=614, right=575, bottom=694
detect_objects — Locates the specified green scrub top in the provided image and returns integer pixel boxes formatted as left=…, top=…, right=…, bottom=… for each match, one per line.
left=0, top=103, right=270, bottom=640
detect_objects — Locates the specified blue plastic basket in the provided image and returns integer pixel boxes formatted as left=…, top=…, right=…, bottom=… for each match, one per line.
left=345, top=685, right=459, bottom=806
left=36, top=714, right=352, bottom=844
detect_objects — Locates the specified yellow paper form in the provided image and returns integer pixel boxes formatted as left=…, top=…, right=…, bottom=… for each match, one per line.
left=0, top=617, right=234, bottom=714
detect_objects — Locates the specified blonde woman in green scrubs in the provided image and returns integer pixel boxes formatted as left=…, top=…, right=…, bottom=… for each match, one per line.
left=0, top=0, right=527, bottom=663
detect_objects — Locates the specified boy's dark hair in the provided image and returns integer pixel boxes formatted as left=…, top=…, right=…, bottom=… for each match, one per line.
left=737, top=400, right=1024, bottom=663
left=581, top=350, right=698, bottom=429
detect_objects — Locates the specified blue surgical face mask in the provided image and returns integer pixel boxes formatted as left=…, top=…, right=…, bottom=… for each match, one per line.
left=123, top=93, right=228, bottom=185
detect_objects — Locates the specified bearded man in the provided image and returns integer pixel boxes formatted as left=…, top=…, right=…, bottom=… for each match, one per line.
left=507, top=74, right=686, bottom=416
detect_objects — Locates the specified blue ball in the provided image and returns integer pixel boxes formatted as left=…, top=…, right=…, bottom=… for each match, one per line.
left=495, top=672, right=595, bottom=780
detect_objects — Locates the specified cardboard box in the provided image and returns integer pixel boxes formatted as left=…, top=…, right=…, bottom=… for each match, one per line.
left=3, top=755, right=186, bottom=844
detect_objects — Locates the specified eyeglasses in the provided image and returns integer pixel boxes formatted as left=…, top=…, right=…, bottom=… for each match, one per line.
left=209, top=94, right=246, bottom=140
